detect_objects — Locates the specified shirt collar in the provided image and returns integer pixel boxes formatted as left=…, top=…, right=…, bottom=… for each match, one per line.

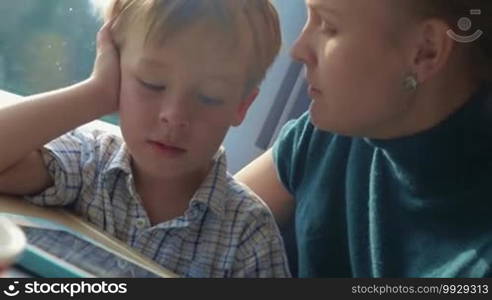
left=104, top=142, right=133, bottom=176
left=364, top=83, right=492, bottom=198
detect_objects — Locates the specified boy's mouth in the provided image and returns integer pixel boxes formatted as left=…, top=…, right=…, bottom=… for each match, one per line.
left=147, top=140, right=187, bottom=156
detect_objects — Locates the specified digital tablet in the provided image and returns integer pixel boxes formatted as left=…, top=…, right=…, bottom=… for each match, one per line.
left=2, top=213, right=165, bottom=278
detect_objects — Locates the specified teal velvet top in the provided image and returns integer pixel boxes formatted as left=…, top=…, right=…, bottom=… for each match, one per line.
left=273, top=85, right=492, bottom=277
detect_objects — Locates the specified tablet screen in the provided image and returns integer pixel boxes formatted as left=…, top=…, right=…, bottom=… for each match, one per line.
left=2, top=213, right=162, bottom=278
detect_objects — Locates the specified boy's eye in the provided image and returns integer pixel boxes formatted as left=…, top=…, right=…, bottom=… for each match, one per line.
left=138, top=78, right=166, bottom=92
left=199, top=95, right=224, bottom=106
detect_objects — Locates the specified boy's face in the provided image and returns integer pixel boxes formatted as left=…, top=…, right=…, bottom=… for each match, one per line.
left=118, top=23, right=257, bottom=179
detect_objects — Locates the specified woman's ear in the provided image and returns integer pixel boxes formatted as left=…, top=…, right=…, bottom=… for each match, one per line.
left=411, top=18, right=455, bottom=82
left=232, top=88, right=259, bottom=127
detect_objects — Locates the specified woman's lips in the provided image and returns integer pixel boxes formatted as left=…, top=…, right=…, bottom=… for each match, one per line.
left=308, top=85, right=322, bottom=99
left=148, top=141, right=186, bottom=156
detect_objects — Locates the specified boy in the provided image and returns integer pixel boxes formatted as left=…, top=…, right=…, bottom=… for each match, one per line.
left=0, top=0, right=290, bottom=277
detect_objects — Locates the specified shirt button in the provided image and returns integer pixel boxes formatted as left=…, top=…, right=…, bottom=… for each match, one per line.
left=135, top=218, right=147, bottom=229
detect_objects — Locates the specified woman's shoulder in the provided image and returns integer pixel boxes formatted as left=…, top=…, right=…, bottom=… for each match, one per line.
left=275, top=113, right=355, bottom=165
left=275, top=112, right=351, bottom=154
left=272, top=112, right=356, bottom=193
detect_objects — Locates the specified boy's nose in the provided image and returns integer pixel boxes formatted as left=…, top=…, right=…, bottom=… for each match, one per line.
left=158, top=98, right=191, bottom=129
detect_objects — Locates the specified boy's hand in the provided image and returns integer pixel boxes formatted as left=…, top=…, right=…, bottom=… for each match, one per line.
left=89, top=21, right=121, bottom=113
left=0, top=22, right=121, bottom=182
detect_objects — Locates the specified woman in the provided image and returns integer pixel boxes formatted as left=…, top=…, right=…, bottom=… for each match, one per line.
left=236, top=0, right=492, bottom=277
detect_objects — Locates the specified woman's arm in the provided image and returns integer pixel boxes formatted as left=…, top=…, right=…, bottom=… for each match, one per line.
left=235, top=149, right=295, bottom=226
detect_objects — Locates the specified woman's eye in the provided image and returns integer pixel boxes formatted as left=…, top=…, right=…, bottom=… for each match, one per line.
left=138, top=79, right=166, bottom=92
left=199, top=95, right=223, bottom=106
left=320, top=20, right=337, bottom=35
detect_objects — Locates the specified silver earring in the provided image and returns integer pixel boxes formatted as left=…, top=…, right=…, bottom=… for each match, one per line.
left=403, top=74, right=418, bottom=91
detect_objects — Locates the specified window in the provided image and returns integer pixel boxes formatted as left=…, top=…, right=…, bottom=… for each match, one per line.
left=0, top=0, right=118, bottom=124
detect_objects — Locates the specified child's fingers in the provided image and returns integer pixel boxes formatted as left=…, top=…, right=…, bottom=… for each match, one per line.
left=96, top=21, right=117, bottom=52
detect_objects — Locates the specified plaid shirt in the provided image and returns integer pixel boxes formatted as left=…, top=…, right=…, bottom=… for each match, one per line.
left=25, top=129, right=291, bottom=278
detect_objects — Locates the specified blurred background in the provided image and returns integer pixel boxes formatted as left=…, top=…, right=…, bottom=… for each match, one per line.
left=0, top=0, right=118, bottom=123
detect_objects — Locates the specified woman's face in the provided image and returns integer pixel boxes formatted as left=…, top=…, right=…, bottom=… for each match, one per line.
left=292, top=0, right=418, bottom=137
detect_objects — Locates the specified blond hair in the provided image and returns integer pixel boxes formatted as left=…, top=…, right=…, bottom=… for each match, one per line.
left=97, top=0, right=281, bottom=91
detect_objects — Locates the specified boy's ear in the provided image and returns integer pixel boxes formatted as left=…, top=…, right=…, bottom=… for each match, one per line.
left=232, top=88, right=259, bottom=127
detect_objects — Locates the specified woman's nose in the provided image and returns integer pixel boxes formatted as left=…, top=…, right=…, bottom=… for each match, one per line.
left=290, top=26, right=317, bottom=67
